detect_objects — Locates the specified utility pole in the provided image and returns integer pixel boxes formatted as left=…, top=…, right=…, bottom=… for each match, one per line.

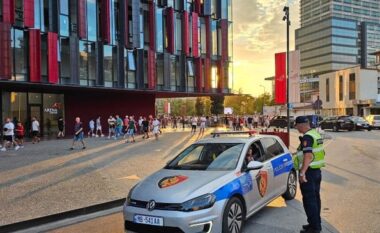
left=283, top=6, right=291, bottom=134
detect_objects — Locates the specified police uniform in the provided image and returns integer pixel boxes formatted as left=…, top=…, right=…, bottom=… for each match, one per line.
left=294, top=117, right=325, bottom=233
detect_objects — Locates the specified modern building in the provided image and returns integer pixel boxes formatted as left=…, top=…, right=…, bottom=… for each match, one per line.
left=295, top=0, right=380, bottom=103
left=319, top=65, right=380, bottom=116
left=0, top=0, right=233, bottom=136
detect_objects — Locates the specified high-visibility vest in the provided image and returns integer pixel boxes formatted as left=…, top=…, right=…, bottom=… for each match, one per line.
left=293, top=129, right=325, bottom=170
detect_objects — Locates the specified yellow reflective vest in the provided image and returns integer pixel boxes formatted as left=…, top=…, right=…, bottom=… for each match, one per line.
left=294, top=129, right=325, bottom=170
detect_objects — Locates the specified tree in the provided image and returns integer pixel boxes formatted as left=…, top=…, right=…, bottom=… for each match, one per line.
left=195, top=97, right=205, bottom=116
left=211, top=95, right=225, bottom=115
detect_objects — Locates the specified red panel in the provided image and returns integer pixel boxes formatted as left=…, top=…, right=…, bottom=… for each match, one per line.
left=125, top=0, right=129, bottom=47
left=217, top=60, right=224, bottom=93
left=0, top=23, right=12, bottom=79
left=2, top=0, right=15, bottom=24
left=204, top=58, right=211, bottom=92
left=102, top=0, right=110, bottom=43
left=149, top=1, right=156, bottom=50
left=221, top=19, right=228, bottom=61
left=23, top=0, right=34, bottom=28
left=166, top=7, right=174, bottom=54
left=194, top=0, right=201, bottom=14
left=275, top=52, right=287, bottom=104
left=147, top=49, right=156, bottom=89
left=182, top=11, right=189, bottom=56
left=48, top=32, right=59, bottom=84
left=194, top=58, right=202, bottom=92
left=78, top=0, right=87, bottom=39
left=29, top=29, right=41, bottom=83
left=192, top=13, right=199, bottom=58
left=205, top=16, right=211, bottom=58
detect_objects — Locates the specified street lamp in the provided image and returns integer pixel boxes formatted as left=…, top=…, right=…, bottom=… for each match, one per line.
left=259, top=85, right=266, bottom=114
left=283, top=6, right=291, bottom=134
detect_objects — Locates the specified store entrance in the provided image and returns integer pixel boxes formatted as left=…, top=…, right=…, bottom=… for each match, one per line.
left=28, top=104, right=43, bottom=136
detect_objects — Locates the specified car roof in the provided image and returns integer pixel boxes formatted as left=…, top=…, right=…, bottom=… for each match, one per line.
left=196, top=134, right=281, bottom=144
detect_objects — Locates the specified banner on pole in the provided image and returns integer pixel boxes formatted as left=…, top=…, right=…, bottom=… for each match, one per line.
left=275, top=52, right=286, bottom=104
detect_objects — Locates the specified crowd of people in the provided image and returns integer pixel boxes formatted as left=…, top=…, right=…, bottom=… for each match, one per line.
left=1, top=114, right=274, bottom=152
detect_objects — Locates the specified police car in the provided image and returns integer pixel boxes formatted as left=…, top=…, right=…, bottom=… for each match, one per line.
left=123, top=132, right=297, bottom=233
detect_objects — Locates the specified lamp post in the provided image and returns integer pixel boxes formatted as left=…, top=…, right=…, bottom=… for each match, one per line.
left=259, top=85, right=266, bottom=114
left=283, top=6, right=290, bottom=134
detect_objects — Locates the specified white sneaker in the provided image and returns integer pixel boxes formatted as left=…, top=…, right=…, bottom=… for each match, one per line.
left=15, top=146, right=20, bottom=151
left=1, top=148, right=6, bottom=152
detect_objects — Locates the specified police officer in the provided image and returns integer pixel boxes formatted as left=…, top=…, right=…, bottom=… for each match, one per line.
left=294, top=116, right=325, bottom=233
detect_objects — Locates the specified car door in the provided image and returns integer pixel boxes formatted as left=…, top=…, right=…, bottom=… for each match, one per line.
left=242, top=141, right=272, bottom=214
left=260, top=138, right=292, bottom=197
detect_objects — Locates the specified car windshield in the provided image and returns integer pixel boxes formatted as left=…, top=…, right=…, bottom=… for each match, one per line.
left=351, top=117, right=367, bottom=123
left=374, top=116, right=380, bottom=120
left=165, top=143, right=244, bottom=171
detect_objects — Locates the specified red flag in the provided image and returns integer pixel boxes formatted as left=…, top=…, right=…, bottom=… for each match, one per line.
left=275, top=52, right=286, bottom=104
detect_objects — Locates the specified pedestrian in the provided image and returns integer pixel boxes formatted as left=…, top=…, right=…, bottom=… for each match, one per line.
left=152, top=117, right=160, bottom=140
left=123, top=115, right=129, bottom=138
left=15, top=122, right=25, bottom=148
left=31, top=117, right=40, bottom=144
left=125, top=116, right=136, bottom=143
left=138, top=116, right=143, bottom=135
left=70, top=117, right=86, bottom=150
left=182, top=116, right=186, bottom=130
left=1, top=118, right=18, bottom=151
left=107, top=115, right=116, bottom=139
left=247, top=115, right=253, bottom=130
left=172, top=116, right=178, bottom=129
left=294, top=116, right=325, bottom=233
left=95, top=116, right=104, bottom=137
left=142, top=117, right=149, bottom=139
left=57, top=116, right=65, bottom=138
left=88, top=119, right=95, bottom=137
left=191, top=116, right=197, bottom=134
left=115, top=115, right=123, bottom=139
left=199, top=115, right=207, bottom=136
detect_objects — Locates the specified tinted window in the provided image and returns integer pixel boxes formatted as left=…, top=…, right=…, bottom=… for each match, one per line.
left=261, top=138, right=284, bottom=160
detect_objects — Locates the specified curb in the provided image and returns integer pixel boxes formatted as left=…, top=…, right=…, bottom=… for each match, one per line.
left=0, top=198, right=126, bottom=233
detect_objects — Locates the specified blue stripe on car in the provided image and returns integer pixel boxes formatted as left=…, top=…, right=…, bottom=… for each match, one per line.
left=271, top=153, right=293, bottom=177
left=213, top=173, right=253, bottom=201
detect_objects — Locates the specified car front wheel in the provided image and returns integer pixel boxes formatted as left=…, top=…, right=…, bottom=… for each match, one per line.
left=222, top=197, right=245, bottom=233
left=282, top=171, right=297, bottom=200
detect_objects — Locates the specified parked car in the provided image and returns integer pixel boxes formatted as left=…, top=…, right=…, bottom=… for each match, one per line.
left=123, top=133, right=296, bottom=233
left=319, top=116, right=355, bottom=132
left=269, top=116, right=295, bottom=128
left=349, top=116, right=372, bottom=131
left=366, top=115, right=380, bottom=129
left=305, top=115, right=323, bottom=128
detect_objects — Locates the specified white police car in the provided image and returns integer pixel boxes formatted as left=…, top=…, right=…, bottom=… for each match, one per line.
left=123, top=132, right=297, bottom=233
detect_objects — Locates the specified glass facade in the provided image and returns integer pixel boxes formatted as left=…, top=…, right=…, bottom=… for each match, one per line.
left=11, top=29, right=27, bottom=81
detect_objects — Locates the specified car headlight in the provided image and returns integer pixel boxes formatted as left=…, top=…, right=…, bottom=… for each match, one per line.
left=180, top=194, right=216, bottom=212
left=126, top=185, right=137, bottom=205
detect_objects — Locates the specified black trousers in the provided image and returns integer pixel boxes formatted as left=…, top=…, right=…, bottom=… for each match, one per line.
left=300, top=168, right=322, bottom=231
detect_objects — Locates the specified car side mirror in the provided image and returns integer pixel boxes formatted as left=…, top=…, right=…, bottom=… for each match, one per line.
left=246, top=161, right=264, bottom=171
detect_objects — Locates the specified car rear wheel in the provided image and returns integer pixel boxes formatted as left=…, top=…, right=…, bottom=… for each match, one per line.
left=222, top=197, right=245, bottom=233
left=282, top=171, right=297, bottom=200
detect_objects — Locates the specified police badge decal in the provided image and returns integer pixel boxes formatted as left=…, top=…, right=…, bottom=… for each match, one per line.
left=256, top=171, right=268, bottom=197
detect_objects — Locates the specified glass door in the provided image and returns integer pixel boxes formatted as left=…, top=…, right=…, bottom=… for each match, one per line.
left=28, top=105, right=43, bottom=136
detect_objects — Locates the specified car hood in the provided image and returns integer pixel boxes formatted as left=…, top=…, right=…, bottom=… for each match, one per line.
left=131, top=169, right=233, bottom=203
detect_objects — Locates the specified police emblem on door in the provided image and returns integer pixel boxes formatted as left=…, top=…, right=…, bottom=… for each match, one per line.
left=256, top=171, right=268, bottom=197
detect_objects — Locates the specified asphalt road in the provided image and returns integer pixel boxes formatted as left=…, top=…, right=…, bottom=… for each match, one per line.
left=47, top=129, right=380, bottom=233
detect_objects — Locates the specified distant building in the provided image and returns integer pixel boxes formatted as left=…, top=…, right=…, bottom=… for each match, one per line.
left=319, top=66, right=380, bottom=116
left=295, top=0, right=380, bottom=103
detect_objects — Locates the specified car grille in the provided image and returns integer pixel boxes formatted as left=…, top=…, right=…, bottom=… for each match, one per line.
left=125, top=220, right=184, bottom=233
left=129, top=199, right=182, bottom=211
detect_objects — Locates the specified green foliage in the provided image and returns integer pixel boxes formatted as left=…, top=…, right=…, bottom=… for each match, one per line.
left=210, top=95, right=225, bottom=115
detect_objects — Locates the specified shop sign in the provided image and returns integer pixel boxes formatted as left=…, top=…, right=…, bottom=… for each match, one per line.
left=44, top=108, right=58, bottom=115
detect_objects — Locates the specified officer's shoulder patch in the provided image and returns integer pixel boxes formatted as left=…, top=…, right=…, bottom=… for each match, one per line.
left=303, top=140, right=308, bottom=147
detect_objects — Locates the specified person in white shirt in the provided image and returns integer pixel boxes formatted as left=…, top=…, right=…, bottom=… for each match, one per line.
left=95, top=116, right=104, bottom=137
left=88, top=119, right=95, bottom=137
left=191, top=116, right=198, bottom=134
left=199, top=116, right=207, bottom=136
left=152, top=117, right=161, bottom=140
left=1, top=118, right=18, bottom=151
left=31, top=117, right=40, bottom=144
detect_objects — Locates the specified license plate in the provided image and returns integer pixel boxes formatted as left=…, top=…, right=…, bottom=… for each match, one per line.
left=134, top=214, right=164, bottom=226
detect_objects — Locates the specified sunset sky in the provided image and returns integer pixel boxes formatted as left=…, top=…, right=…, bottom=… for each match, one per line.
left=232, top=0, right=300, bottom=97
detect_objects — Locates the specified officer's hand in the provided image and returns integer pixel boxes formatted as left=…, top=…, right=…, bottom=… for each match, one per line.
left=299, top=175, right=308, bottom=183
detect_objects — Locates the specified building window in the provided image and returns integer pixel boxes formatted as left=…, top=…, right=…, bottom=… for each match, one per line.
left=170, top=56, right=177, bottom=91
left=212, top=20, right=217, bottom=56
left=211, top=65, right=217, bottom=88
left=34, top=0, right=45, bottom=31
left=104, top=45, right=116, bottom=87
left=124, top=49, right=136, bottom=88
left=87, top=0, right=98, bottom=41
left=60, top=38, right=71, bottom=84
left=79, top=41, right=96, bottom=86
left=339, top=75, right=343, bottom=101
left=157, top=54, right=164, bottom=88
left=156, top=8, right=164, bottom=53
left=11, top=28, right=27, bottom=81
left=175, top=14, right=182, bottom=53
left=349, top=73, right=356, bottom=100
left=41, top=34, right=48, bottom=83
left=326, top=78, right=330, bottom=102
left=187, top=60, right=194, bottom=92
left=59, top=0, right=70, bottom=37
left=200, top=20, right=206, bottom=54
